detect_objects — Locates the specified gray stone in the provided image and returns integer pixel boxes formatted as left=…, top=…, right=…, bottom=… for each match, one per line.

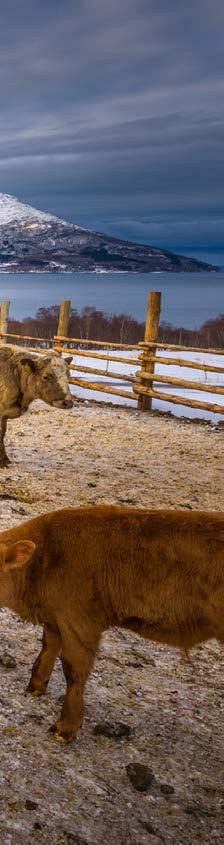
left=93, top=721, right=132, bottom=739
left=126, top=763, right=155, bottom=792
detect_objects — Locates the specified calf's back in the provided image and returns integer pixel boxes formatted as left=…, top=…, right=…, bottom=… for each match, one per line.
left=0, top=506, right=224, bottom=650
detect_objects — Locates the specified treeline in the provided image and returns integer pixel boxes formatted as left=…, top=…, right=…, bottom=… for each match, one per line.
left=158, top=314, right=224, bottom=348
left=7, top=305, right=224, bottom=348
left=8, top=306, right=145, bottom=345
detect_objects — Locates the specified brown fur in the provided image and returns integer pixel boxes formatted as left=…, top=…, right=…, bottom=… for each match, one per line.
left=0, top=345, right=73, bottom=466
left=0, top=505, right=223, bottom=741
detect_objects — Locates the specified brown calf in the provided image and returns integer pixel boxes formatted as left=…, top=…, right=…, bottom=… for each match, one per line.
left=0, top=506, right=223, bottom=741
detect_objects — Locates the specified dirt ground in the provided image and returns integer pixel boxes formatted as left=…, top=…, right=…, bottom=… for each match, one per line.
left=0, top=399, right=223, bottom=845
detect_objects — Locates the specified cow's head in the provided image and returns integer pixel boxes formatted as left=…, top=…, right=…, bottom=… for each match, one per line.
left=20, top=353, right=73, bottom=409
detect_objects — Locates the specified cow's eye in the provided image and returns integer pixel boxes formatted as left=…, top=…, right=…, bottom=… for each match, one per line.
left=42, top=374, right=52, bottom=381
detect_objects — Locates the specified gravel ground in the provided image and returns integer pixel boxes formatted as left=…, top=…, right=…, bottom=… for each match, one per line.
left=0, top=399, right=223, bottom=845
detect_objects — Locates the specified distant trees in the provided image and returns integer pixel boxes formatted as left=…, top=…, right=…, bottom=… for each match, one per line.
left=7, top=305, right=224, bottom=349
left=157, top=315, right=224, bottom=349
left=197, top=314, right=224, bottom=349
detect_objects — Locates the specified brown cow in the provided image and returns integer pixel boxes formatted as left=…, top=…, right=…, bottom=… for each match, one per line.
left=0, top=505, right=223, bottom=741
left=0, top=345, right=73, bottom=466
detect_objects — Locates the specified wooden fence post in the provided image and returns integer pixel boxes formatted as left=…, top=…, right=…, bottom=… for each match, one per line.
left=137, top=291, right=161, bottom=411
left=0, top=300, right=10, bottom=345
left=55, top=300, right=71, bottom=353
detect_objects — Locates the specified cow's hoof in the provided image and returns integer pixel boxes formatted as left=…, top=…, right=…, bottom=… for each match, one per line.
left=25, top=682, right=47, bottom=697
left=0, top=458, right=11, bottom=468
left=49, top=722, right=75, bottom=743
left=25, top=688, right=45, bottom=698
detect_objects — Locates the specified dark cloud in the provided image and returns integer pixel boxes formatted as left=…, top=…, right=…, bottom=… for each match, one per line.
left=0, top=0, right=223, bottom=261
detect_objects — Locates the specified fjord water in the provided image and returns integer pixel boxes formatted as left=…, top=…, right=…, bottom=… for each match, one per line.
left=0, top=271, right=223, bottom=328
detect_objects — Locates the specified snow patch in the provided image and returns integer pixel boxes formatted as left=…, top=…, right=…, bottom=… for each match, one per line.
left=0, top=193, right=59, bottom=226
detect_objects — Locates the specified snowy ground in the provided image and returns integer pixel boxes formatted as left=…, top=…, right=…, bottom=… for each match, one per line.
left=69, top=348, right=224, bottom=423
left=0, top=401, right=223, bottom=845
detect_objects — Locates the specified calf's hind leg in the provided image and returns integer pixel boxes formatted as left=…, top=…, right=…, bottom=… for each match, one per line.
left=26, top=624, right=62, bottom=696
left=50, top=629, right=98, bottom=742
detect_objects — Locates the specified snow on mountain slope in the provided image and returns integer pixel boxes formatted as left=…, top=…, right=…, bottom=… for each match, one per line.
left=0, top=192, right=219, bottom=273
left=0, top=193, right=58, bottom=226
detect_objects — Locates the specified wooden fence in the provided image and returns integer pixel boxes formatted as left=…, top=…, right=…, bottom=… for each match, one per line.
left=0, top=294, right=224, bottom=416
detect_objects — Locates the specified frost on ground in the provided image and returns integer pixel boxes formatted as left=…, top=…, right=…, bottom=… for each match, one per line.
left=0, top=399, right=223, bottom=845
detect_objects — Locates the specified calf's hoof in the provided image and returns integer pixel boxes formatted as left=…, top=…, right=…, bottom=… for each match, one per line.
left=49, top=721, right=78, bottom=743
left=0, top=457, right=11, bottom=468
left=25, top=681, right=48, bottom=697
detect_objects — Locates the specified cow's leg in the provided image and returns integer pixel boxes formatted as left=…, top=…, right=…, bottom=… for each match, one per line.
left=0, top=417, right=10, bottom=467
left=26, top=624, right=62, bottom=696
left=49, top=630, right=98, bottom=741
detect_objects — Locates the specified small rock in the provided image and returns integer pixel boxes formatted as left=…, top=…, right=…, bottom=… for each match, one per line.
left=0, top=652, right=17, bottom=669
left=28, top=714, right=44, bottom=724
left=63, top=833, right=89, bottom=845
left=33, top=822, right=42, bottom=830
left=0, top=493, right=17, bottom=501
left=87, top=482, right=97, bottom=488
left=185, top=803, right=214, bottom=817
left=126, top=763, right=155, bottom=792
left=93, top=721, right=132, bottom=739
left=128, top=656, right=156, bottom=668
left=12, top=505, right=29, bottom=515
left=26, top=799, right=39, bottom=810
left=117, top=497, right=136, bottom=504
left=140, top=819, right=157, bottom=836
left=160, top=783, right=175, bottom=796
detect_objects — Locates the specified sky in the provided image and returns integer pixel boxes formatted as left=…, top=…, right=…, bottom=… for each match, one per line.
left=0, top=0, right=223, bottom=265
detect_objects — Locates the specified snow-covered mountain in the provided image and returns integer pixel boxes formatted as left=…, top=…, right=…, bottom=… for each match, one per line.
left=0, top=192, right=58, bottom=226
left=0, top=193, right=219, bottom=273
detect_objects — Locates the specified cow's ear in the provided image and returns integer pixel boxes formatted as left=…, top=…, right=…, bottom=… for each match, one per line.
left=64, top=356, right=73, bottom=365
left=0, top=541, right=36, bottom=570
left=20, top=357, right=37, bottom=374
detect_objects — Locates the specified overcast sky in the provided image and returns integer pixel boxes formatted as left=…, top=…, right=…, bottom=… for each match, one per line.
left=0, top=0, right=223, bottom=263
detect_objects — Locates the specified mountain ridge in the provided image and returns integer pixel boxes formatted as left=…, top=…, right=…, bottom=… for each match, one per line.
left=0, top=193, right=219, bottom=273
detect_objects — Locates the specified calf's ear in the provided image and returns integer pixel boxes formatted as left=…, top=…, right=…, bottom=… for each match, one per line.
left=64, top=356, right=73, bottom=365
left=20, top=357, right=37, bottom=374
left=1, top=540, right=36, bottom=570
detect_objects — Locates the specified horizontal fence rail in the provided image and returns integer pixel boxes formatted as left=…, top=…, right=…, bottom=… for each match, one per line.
left=0, top=331, right=55, bottom=344
left=134, top=385, right=224, bottom=415
left=70, top=363, right=135, bottom=382
left=59, top=348, right=140, bottom=367
left=143, top=354, right=224, bottom=375
left=0, top=295, right=224, bottom=416
left=55, top=335, right=140, bottom=350
left=136, top=371, right=224, bottom=396
left=139, top=340, right=224, bottom=355
left=69, top=377, right=135, bottom=401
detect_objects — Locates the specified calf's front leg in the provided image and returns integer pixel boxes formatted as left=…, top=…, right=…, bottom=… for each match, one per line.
left=50, top=630, right=98, bottom=742
left=26, top=624, right=62, bottom=696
